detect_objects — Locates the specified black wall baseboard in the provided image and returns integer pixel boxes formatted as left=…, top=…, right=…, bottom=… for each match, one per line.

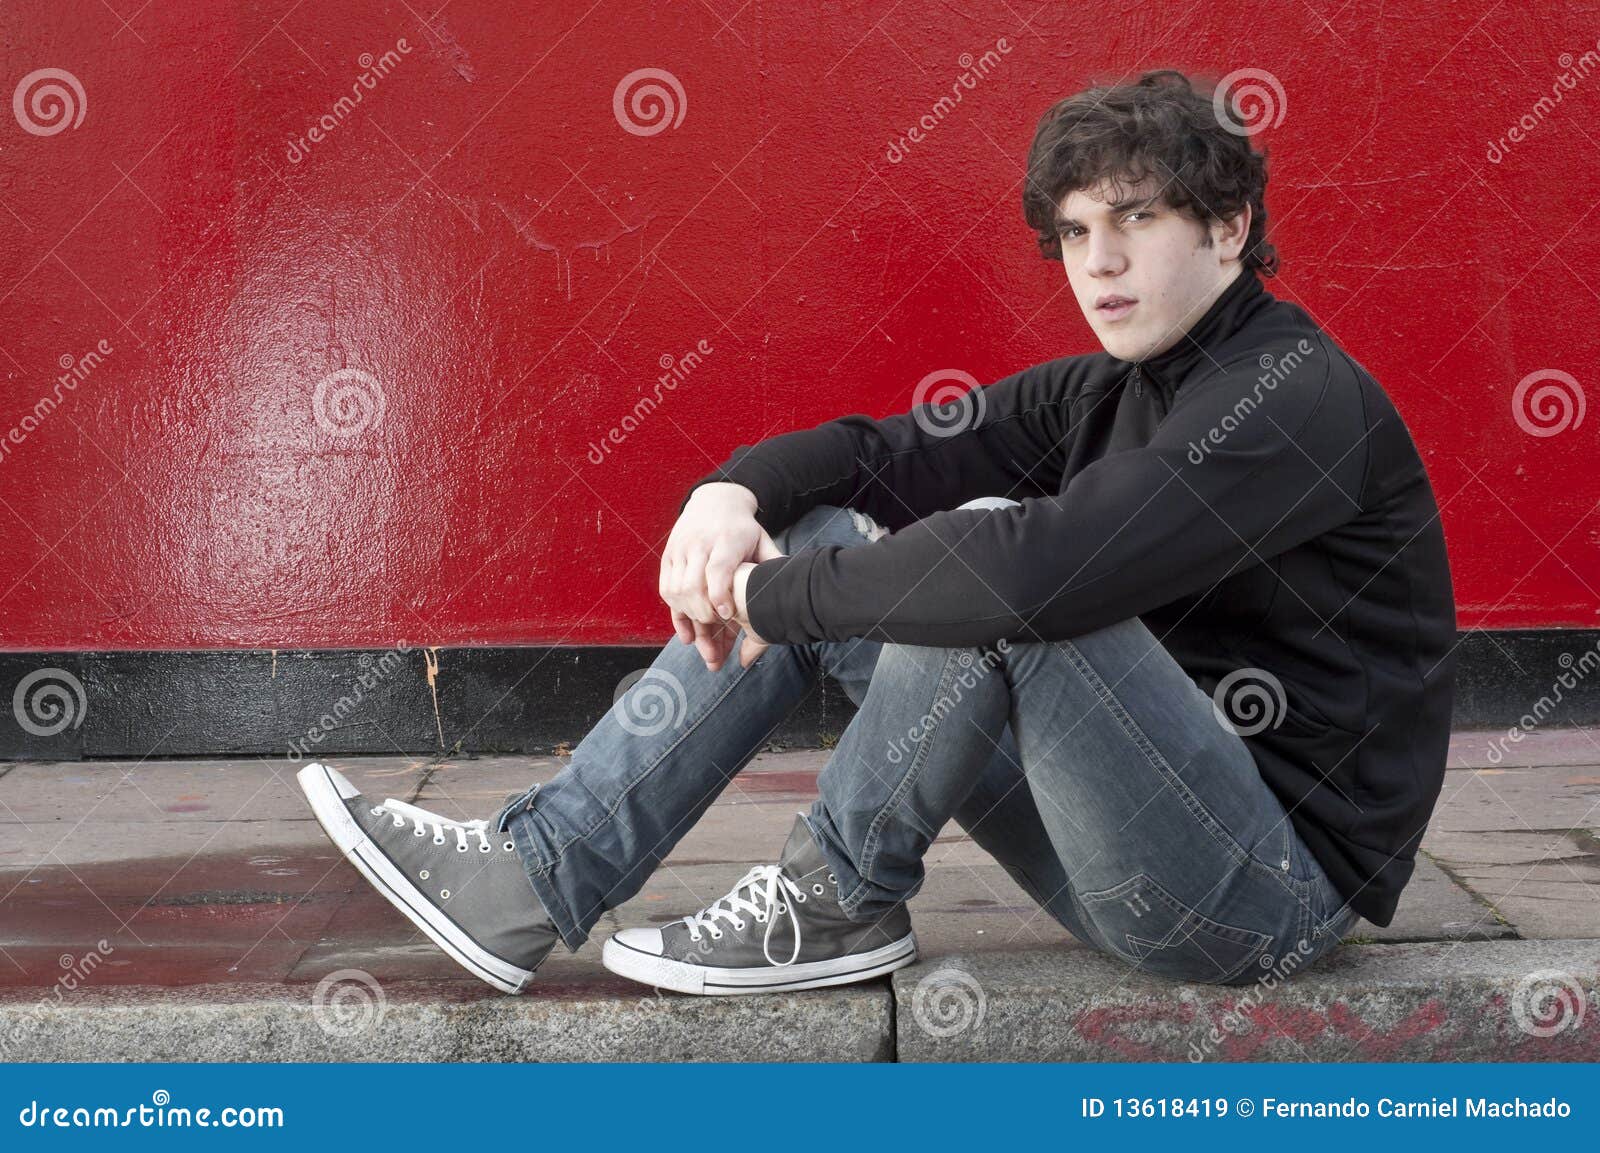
left=1, top=629, right=1595, bottom=761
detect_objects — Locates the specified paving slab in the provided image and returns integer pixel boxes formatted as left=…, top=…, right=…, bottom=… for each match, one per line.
left=3, top=744, right=1599, bottom=1063
left=1344, top=851, right=1510, bottom=943
left=1448, top=727, right=1600, bottom=769
left=893, top=939, right=1600, bottom=1062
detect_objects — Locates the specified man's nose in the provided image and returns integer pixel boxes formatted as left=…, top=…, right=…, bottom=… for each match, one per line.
left=1084, top=230, right=1125, bottom=278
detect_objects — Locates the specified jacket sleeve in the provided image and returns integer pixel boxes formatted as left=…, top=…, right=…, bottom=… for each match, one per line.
left=676, top=358, right=1081, bottom=534
left=743, top=350, right=1370, bottom=647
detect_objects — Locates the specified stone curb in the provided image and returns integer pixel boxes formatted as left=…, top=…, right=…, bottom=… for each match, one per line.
left=7, top=940, right=1600, bottom=1062
left=0, top=980, right=893, bottom=1063
left=893, top=940, right=1600, bottom=1062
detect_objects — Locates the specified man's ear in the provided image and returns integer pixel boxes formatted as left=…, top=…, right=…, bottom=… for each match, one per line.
left=1215, top=203, right=1251, bottom=262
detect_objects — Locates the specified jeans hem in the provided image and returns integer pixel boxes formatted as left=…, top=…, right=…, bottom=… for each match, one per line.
left=506, top=813, right=587, bottom=952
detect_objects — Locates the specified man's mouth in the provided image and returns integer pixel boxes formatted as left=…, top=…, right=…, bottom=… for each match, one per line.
left=1095, top=295, right=1137, bottom=321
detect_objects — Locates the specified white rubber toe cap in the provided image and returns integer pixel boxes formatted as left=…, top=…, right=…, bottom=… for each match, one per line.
left=610, top=926, right=665, bottom=957
left=305, top=762, right=358, bottom=799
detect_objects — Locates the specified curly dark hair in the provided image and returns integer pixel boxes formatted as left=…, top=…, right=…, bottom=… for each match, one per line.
left=1022, top=69, right=1278, bottom=276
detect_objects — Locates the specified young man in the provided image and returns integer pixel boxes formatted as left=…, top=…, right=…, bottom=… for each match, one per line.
left=299, top=69, right=1456, bottom=995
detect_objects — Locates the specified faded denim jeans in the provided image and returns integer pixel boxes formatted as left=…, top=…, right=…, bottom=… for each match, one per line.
left=496, top=499, right=1361, bottom=985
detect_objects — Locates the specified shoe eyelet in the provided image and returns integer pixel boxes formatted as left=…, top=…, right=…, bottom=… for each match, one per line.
left=413, top=826, right=426, bottom=837
left=369, top=806, right=382, bottom=815
left=504, top=841, right=515, bottom=852
left=440, top=889, right=451, bottom=899
left=456, top=844, right=467, bottom=852
left=754, top=913, right=767, bottom=923
left=732, top=920, right=746, bottom=931
left=709, top=929, right=723, bottom=940
left=827, top=873, right=836, bottom=884
left=795, top=892, right=806, bottom=902
left=433, top=836, right=445, bottom=844
left=419, top=869, right=430, bottom=880
left=812, top=883, right=825, bottom=895
left=479, top=843, right=491, bottom=852
left=776, top=903, right=786, bottom=913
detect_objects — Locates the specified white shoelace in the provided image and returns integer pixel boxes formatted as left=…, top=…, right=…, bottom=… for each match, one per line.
left=371, top=798, right=495, bottom=853
left=683, top=864, right=808, bottom=966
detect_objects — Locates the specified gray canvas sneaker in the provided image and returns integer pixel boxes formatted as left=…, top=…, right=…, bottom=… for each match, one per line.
left=602, top=813, right=917, bottom=995
left=297, top=762, right=557, bottom=994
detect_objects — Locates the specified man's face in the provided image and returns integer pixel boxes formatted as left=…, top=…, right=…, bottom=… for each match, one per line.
left=1055, top=176, right=1249, bottom=362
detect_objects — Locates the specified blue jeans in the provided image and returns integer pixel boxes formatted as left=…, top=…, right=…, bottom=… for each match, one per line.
left=496, top=500, right=1361, bottom=985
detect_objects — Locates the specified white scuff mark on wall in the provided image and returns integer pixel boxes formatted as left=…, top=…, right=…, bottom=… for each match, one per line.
left=424, top=646, right=445, bottom=749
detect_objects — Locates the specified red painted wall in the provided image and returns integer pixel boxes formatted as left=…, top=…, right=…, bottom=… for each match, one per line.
left=1, top=1, right=1595, bottom=650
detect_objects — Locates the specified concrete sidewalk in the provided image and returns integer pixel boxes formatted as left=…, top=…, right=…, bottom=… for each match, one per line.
left=2, top=728, right=1598, bottom=1061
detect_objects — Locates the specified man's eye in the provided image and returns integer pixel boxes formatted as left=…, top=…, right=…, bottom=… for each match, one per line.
left=1058, top=227, right=1084, bottom=240
left=1124, top=211, right=1152, bottom=222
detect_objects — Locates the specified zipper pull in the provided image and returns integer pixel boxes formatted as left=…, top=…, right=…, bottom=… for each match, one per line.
left=1133, top=367, right=1143, bottom=398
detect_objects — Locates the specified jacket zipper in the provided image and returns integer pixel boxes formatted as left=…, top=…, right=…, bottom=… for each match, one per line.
left=1132, top=366, right=1143, bottom=398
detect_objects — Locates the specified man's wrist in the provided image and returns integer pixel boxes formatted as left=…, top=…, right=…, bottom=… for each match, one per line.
left=690, top=481, right=758, bottom=514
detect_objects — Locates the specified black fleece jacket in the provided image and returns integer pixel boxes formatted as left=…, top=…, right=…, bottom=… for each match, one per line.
left=681, top=268, right=1458, bottom=927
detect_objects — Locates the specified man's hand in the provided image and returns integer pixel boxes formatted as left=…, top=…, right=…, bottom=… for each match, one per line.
left=660, top=482, right=783, bottom=670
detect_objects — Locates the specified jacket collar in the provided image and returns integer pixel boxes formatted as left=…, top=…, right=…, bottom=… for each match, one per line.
left=1114, top=267, right=1270, bottom=393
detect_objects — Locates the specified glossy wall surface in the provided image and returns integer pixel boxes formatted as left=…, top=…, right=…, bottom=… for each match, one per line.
left=0, top=2, right=1594, bottom=648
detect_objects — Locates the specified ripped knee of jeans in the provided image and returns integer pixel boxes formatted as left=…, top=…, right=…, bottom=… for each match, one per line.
left=848, top=508, right=891, bottom=542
